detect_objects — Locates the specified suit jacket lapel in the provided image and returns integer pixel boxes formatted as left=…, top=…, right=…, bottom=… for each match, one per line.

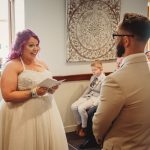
left=93, top=74, right=105, bottom=88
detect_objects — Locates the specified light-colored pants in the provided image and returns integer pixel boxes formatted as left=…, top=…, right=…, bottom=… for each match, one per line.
left=71, top=96, right=99, bottom=128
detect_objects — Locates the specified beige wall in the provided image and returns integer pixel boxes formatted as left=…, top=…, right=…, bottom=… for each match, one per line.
left=54, top=80, right=89, bottom=132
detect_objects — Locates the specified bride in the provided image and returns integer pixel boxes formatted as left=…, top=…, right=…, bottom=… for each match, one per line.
left=0, top=29, right=68, bottom=150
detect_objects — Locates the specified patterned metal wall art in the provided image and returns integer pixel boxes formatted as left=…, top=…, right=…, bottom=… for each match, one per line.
left=66, top=0, right=121, bottom=62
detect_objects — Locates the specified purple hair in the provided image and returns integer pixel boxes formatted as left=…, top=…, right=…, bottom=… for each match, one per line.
left=8, top=29, right=40, bottom=61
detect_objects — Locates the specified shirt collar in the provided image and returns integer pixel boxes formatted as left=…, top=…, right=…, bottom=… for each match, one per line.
left=96, top=72, right=105, bottom=80
left=120, top=53, right=145, bottom=67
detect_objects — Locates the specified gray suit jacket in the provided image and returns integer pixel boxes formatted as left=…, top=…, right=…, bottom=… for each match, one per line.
left=82, top=73, right=106, bottom=98
left=93, top=53, right=150, bottom=150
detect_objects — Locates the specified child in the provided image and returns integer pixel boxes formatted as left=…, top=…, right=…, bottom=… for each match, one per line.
left=71, top=60, right=105, bottom=137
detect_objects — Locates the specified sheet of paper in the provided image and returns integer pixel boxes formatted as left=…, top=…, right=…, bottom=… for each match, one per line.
left=38, top=78, right=65, bottom=88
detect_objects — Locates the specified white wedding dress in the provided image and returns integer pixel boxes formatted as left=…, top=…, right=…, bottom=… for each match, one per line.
left=0, top=60, right=68, bottom=150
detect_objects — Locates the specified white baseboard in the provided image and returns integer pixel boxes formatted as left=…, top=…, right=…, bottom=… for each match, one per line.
left=65, top=124, right=77, bottom=133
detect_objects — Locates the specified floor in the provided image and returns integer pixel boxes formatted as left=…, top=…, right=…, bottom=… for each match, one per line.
left=66, top=132, right=99, bottom=150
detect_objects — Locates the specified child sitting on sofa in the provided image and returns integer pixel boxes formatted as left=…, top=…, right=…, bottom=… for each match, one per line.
left=71, top=59, right=106, bottom=137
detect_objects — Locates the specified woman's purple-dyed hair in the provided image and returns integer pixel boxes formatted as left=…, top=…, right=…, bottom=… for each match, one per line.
left=8, top=29, right=40, bottom=61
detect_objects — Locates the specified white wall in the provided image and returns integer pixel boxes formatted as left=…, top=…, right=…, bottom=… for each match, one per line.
left=120, top=0, right=147, bottom=18
left=25, top=0, right=147, bottom=76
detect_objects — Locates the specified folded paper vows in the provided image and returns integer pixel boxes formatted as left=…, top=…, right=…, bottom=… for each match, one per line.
left=38, top=78, right=65, bottom=88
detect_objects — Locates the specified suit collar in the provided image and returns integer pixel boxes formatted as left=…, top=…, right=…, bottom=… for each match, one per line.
left=97, top=73, right=105, bottom=80
left=95, top=74, right=105, bottom=86
left=91, top=73, right=105, bottom=88
left=120, top=53, right=147, bottom=68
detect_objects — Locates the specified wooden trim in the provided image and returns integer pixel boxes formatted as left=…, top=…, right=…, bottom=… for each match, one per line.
left=53, top=72, right=111, bottom=82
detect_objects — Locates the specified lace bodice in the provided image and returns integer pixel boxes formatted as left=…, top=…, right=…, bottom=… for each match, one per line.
left=17, top=57, right=52, bottom=91
left=18, top=70, right=52, bottom=90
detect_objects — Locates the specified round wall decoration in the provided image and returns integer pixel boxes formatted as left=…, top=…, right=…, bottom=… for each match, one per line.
left=67, top=0, right=121, bottom=62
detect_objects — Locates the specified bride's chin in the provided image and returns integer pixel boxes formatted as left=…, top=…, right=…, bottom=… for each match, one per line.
left=30, top=54, right=36, bottom=58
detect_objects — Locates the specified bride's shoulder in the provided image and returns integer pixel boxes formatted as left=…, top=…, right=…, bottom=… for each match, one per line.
left=3, top=58, right=22, bottom=72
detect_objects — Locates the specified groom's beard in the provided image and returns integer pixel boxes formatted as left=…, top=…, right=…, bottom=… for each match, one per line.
left=116, top=42, right=125, bottom=57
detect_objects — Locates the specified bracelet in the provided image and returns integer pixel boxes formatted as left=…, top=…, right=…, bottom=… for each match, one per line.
left=31, top=88, right=38, bottom=98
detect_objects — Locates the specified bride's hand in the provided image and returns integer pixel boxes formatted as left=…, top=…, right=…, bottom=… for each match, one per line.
left=36, top=87, right=48, bottom=96
left=48, top=85, right=59, bottom=94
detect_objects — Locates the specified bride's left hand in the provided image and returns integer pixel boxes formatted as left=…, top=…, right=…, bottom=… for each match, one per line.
left=48, top=85, right=59, bottom=94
